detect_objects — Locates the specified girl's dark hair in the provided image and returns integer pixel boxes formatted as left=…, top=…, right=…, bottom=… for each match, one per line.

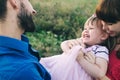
left=85, top=15, right=102, bottom=28
left=96, top=0, right=120, bottom=23
left=0, top=0, right=7, bottom=20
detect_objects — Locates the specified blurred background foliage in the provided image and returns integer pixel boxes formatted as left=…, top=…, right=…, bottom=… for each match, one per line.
left=26, top=0, right=98, bottom=57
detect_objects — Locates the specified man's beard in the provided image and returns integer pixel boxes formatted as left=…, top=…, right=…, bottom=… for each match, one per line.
left=17, top=3, right=35, bottom=32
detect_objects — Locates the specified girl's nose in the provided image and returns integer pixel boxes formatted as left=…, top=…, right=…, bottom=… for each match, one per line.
left=84, top=29, right=89, bottom=34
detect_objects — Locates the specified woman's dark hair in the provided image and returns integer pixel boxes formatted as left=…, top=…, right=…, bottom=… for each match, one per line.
left=96, top=0, right=120, bottom=59
left=116, top=37, right=120, bottom=59
left=96, top=0, right=120, bottom=23
left=0, top=0, right=7, bottom=20
left=101, top=36, right=117, bottom=53
left=116, top=50, right=120, bottom=59
left=101, top=36, right=120, bottom=59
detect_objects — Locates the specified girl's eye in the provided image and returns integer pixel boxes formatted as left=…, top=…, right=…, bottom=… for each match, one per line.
left=89, top=28, right=94, bottom=29
left=84, top=27, right=94, bottom=30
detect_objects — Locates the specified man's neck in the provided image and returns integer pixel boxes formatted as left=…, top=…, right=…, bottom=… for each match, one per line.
left=0, top=19, right=24, bottom=40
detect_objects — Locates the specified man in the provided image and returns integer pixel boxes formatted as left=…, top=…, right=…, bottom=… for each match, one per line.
left=0, top=0, right=51, bottom=80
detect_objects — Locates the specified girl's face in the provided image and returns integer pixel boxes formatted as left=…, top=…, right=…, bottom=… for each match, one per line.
left=82, top=20, right=108, bottom=46
left=101, top=21, right=120, bottom=37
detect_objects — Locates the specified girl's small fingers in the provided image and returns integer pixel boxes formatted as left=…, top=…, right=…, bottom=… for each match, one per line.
left=68, top=40, right=79, bottom=48
left=84, top=55, right=95, bottom=64
left=86, top=52, right=95, bottom=59
left=76, top=38, right=86, bottom=48
left=84, top=56, right=90, bottom=61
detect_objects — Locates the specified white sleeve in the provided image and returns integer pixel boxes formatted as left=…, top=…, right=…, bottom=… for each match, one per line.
left=93, top=46, right=109, bottom=61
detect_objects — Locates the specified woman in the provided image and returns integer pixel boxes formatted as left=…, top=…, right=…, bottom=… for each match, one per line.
left=78, top=0, right=120, bottom=79
left=95, top=0, right=120, bottom=79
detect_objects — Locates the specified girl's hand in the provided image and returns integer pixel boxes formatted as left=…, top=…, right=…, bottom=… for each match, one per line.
left=76, top=38, right=86, bottom=48
left=61, top=38, right=85, bottom=53
left=66, top=39, right=80, bottom=49
left=77, top=50, right=96, bottom=64
left=76, top=50, right=84, bottom=61
left=84, top=51, right=96, bottom=64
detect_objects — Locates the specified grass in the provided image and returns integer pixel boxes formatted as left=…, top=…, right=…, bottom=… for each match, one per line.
left=31, top=0, right=98, bottom=16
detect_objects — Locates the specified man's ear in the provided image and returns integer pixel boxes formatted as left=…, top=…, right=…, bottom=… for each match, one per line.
left=9, top=0, right=18, bottom=9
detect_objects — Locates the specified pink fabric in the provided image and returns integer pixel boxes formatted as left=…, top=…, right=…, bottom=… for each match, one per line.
left=40, top=45, right=108, bottom=80
left=40, top=46, right=93, bottom=80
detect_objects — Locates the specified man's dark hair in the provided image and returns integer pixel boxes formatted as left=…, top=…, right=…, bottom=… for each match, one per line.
left=0, top=0, right=7, bottom=20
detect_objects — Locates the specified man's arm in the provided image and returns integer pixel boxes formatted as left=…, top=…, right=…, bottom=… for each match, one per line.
left=10, top=63, right=51, bottom=80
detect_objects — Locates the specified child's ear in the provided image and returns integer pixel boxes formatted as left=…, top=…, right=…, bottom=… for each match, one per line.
left=101, top=33, right=109, bottom=40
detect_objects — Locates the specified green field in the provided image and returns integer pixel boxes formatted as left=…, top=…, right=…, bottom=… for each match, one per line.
left=31, top=0, right=98, bottom=18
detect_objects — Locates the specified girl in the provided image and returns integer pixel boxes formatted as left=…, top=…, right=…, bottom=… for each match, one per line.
left=40, top=16, right=110, bottom=80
